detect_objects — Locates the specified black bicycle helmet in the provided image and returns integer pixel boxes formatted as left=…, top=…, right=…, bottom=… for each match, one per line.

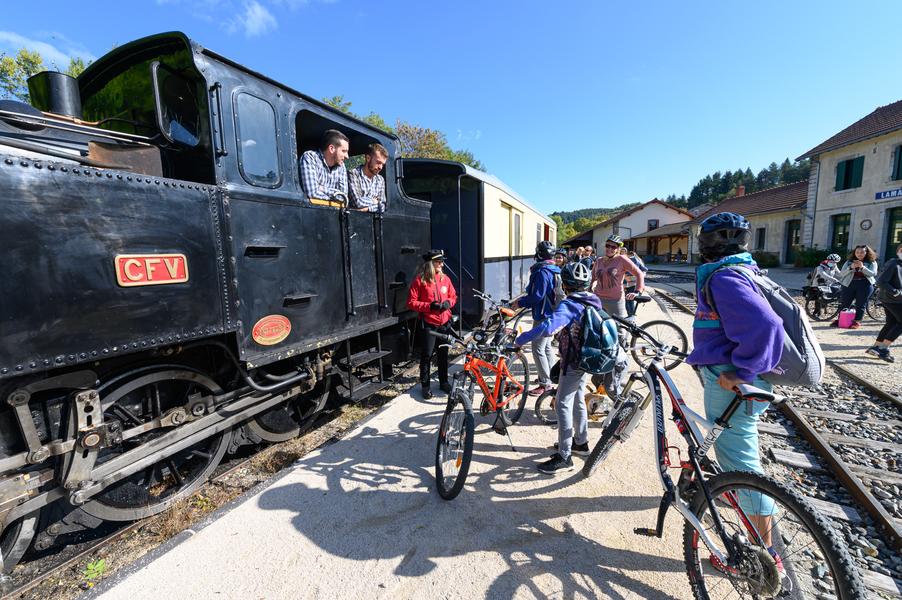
left=535, top=240, right=555, bottom=260
left=561, top=262, right=591, bottom=290
left=697, top=212, right=751, bottom=260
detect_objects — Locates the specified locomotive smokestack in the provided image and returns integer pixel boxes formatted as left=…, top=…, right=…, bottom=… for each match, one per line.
left=27, top=72, right=83, bottom=119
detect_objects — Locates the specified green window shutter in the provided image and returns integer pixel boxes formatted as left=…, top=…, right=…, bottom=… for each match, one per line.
left=835, top=160, right=847, bottom=190
left=850, top=156, right=864, bottom=188
left=893, top=146, right=902, bottom=180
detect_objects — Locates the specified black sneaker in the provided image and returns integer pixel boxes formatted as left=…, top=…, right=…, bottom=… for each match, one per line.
left=865, top=346, right=882, bottom=358
left=880, top=348, right=895, bottom=363
left=553, top=440, right=590, bottom=456
left=422, top=386, right=432, bottom=399
left=439, top=381, right=452, bottom=393
left=538, top=453, right=574, bottom=474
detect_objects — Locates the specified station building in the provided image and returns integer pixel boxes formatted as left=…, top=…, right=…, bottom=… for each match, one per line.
left=798, top=99, right=902, bottom=262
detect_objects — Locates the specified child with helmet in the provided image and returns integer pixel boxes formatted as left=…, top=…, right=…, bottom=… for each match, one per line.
left=686, top=212, right=785, bottom=546
left=514, top=261, right=602, bottom=474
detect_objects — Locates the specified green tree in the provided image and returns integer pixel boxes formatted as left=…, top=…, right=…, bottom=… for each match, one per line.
left=0, top=48, right=44, bottom=102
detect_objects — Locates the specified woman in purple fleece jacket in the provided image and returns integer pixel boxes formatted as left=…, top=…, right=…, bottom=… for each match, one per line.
left=686, top=213, right=784, bottom=545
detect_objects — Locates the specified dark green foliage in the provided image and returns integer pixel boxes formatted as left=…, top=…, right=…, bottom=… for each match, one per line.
left=793, top=246, right=832, bottom=268
left=685, top=158, right=811, bottom=208
left=752, top=251, right=781, bottom=268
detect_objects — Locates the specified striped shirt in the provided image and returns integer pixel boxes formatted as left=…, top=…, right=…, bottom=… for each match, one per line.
left=347, top=165, right=386, bottom=212
left=299, top=150, right=347, bottom=201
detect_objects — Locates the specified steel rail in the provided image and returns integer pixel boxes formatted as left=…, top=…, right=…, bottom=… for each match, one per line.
left=650, top=287, right=695, bottom=316
left=827, top=359, right=902, bottom=410
left=777, top=401, right=902, bottom=552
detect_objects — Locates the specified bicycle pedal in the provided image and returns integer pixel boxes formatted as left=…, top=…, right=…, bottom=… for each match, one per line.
left=633, top=527, right=658, bottom=537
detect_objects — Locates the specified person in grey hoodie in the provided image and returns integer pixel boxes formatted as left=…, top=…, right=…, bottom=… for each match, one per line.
left=832, top=245, right=878, bottom=329
left=866, top=244, right=902, bottom=362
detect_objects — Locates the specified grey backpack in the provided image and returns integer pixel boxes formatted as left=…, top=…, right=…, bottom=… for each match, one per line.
left=703, top=265, right=824, bottom=387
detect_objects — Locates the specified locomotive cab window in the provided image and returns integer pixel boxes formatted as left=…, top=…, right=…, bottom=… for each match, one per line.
left=234, top=92, right=281, bottom=187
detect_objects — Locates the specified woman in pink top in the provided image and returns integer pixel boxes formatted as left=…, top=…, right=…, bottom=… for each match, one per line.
left=591, top=234, right=645, bottom=318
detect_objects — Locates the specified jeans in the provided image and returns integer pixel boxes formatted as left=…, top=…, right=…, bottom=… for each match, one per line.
left=878, top=302, right=902, bottom=342
left=532, top=327, right=555, bottom=387
left=624, top=285, right=637, bottom=317
left=840, top=279, right=873, bottom=322
left=701, top=364, right=776, bottom=516
left=419, top=321, right=449, bottom=388
left=555, top=369, right=590, bottom=460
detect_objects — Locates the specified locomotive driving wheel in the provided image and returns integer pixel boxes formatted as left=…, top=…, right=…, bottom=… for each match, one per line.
left=80, top=368, right=230, bottom=522
left=0, top=513, right=38, bottom=573
left=246, top=377, right=332, bottom=443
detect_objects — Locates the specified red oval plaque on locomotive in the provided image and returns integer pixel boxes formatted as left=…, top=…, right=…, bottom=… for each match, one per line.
left=252, top=315, right=291, bottom=346
left=115, top=254, right=189, bottom=287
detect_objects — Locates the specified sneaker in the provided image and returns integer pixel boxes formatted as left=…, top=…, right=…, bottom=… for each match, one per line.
left=439, top=381, right=452, bottom=394
left=553, top=440, right=590, bottom=456
left=422, top=386, right=432, bottom=400
left=850, top=321, right=861, bottom=329
left=537, top=453, right=574, bottom=474
left=866, top=346, right=882, bottom=358
left=880, top=348, right=895, bottom=363
left=829, top=320, right=839, bottom=327
left=528, top=385, right=548, bottom=397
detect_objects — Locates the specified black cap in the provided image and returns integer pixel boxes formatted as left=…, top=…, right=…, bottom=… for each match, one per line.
left=422, top=249, right=446, bottom=262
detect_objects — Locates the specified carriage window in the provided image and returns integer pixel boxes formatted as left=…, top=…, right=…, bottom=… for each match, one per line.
left=234, top=92, right=280, bottom=187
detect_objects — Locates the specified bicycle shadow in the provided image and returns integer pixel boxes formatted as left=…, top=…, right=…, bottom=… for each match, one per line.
left=255, top=407, right=688, bottom=598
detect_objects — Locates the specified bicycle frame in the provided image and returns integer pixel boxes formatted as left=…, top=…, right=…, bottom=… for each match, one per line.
left=462, top=352, right=524, bottom=411
left=616, top=321, right=770, bottom=567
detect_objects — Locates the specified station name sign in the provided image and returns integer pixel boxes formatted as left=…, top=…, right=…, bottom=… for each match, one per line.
left=876, top=187, right=902, bottom=200
left=115, top=254, right=189, bottom=287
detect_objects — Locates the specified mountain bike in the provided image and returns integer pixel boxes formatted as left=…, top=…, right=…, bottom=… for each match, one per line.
left=433, top=291, right=530, bottom=500
left=582, top=315, right=866, bottom=599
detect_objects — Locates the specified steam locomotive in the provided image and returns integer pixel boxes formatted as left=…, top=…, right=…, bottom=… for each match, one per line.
left=0, top=31, right=433, bottom=571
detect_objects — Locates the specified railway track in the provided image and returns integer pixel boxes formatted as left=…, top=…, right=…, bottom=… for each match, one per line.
left=649, top=282, right=902, bottom=596
left=0, top=359, right=426, bottom=600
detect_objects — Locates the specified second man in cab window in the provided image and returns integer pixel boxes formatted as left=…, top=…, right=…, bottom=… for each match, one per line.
left=299, top=129, right=349, bottom=202
left=348, top=143, right=388, bottom=212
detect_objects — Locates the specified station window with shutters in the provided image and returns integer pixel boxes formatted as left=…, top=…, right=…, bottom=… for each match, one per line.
left=834, top=156, right=864, bottom=191
left=831, top=214, right=850, bottom=253
left=892, top=146, right=902, bottom=181
left=755, top=227, right=766, bottom=251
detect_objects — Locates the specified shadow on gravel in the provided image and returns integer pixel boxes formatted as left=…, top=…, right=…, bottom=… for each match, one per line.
left=256, top=406, right=684, bottom=599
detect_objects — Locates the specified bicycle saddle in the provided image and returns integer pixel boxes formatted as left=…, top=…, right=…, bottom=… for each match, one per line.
left=736, top=384, right=785, bottom=404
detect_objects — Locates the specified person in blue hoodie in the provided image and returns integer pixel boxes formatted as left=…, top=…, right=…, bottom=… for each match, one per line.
left=686, top=212, right=784, bottom=549
left=514, top=261, right=602, bottom=474
left=511, top=241, right=561, bottom=396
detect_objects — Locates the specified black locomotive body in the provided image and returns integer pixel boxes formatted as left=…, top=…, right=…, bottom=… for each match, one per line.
left=0, top=32, right=429, bottom=570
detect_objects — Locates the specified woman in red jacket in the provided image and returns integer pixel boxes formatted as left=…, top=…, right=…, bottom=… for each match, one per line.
left=407, top=250, right=457, bottom=399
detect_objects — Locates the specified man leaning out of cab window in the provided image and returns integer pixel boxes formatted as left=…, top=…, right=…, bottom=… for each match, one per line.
left=299, top=129, right=349, bottom=203
left=348, top=143, right=388, bottom=212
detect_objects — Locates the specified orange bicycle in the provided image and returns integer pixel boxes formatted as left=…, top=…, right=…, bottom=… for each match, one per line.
left=433, top=291, right=530, bottom=500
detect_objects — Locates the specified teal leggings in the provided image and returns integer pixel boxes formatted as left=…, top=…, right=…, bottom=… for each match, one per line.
left=701, top=365, right=776, bottom=516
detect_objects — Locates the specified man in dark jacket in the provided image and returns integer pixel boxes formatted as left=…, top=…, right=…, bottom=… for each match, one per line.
left=511, top=241, right=560, bottom=396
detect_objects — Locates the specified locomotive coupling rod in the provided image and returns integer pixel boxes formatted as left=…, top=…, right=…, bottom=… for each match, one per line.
left=72, top=382, right=307, bottom=504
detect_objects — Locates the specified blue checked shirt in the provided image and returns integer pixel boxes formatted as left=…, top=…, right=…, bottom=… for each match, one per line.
left=299, top=150, right=347, bottom=201
left=347, top=165, right=386, bottom=212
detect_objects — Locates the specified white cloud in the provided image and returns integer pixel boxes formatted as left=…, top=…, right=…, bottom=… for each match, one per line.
left=0, top=31, right=95, bottom=70
left=234, top=0, right=278, bottom=37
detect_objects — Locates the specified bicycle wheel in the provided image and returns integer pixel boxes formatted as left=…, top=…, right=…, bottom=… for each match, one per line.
left=492, top=353, right=530, bottom=426
left=533, top=387, right=557, bottom=424
left=805, top=298, right=839, bottom=321
left=582, top=392, right=642, bottom=478
left=631, top=320, right=688, bottom=371
left=683, top=470, right=866, bottom=600
left=434, top=390, right=475, bottom=500
left=867, top=296, right=885, bottom=321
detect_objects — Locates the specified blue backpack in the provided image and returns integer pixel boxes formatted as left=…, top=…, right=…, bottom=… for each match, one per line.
left=569, top=299, right=620, bottom=375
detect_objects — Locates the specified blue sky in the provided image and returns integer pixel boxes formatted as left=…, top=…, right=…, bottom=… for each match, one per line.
left=2, top=1, right=900, bottom=214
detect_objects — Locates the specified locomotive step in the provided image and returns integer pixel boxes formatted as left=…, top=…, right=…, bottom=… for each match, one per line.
left=336, top=379, right=392, bottom=401
left=338, top=348, right=392, bottom=370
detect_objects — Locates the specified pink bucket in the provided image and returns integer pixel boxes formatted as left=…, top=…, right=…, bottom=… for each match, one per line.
left=838, top=309, right=856, bottom=328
